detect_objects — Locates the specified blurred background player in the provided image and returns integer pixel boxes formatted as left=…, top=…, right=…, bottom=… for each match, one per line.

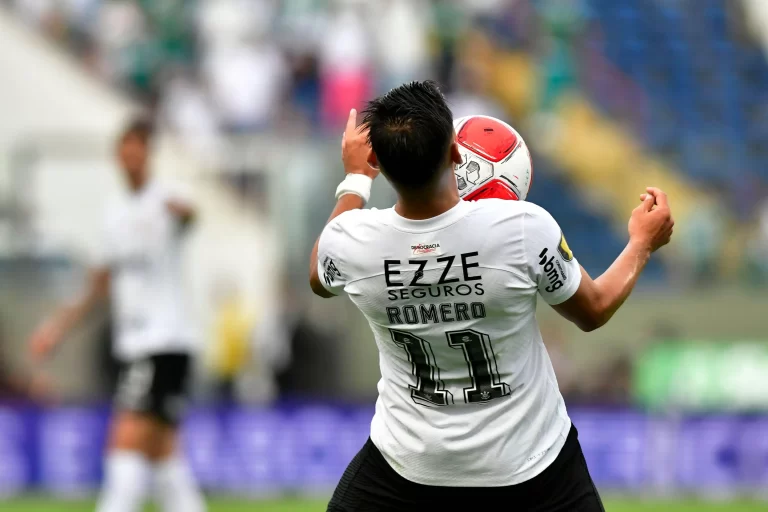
left=28, top=119, right=205, bottom=512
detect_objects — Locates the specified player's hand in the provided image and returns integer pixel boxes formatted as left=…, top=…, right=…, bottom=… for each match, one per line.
left=342, top=109, right=378, bottom=179
left=29, top=318, right=65, bottom=362
left=628, top=187, right=674, bottom=253
left=166, top=199, right=195, bottom=222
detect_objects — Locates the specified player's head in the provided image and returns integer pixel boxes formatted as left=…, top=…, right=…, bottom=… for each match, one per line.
left=117, top=117, right=154, bottom=188
left=362, top=81, right=462, bottom=193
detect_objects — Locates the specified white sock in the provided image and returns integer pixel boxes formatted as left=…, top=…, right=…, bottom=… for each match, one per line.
left=153, top=456, right=206, bottom=512
left=95, top=451, right=152, bottom=512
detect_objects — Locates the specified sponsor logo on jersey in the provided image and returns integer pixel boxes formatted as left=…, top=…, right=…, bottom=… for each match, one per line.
left=558, top=232, right=573, bottom=262
left=538, top=248, right=567, bottom=293
left=323, top=257, right=341, bottom=286
left=410, top=242, right=442, bottom=257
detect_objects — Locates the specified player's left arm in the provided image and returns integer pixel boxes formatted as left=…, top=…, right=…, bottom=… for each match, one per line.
left=552, top=189, right=673, bottom=331
left=309, top=108, right=378, bottom=298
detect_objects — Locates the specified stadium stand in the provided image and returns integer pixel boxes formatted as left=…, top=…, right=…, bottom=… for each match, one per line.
left=587, top=0, right=768, bottom=195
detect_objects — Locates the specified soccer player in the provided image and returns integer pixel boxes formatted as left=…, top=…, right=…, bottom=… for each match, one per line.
left=310, top=81, right=674, bottom=511
left=29, top=119, right=205, bottom=512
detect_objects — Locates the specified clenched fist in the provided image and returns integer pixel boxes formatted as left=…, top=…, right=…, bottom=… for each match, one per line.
left=628, top=187, right=675, bottom=253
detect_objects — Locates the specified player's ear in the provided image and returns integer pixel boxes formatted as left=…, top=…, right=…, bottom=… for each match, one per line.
left=367, top=149, right=380, bottom=170
left=450, top=141, right=463, bottom=165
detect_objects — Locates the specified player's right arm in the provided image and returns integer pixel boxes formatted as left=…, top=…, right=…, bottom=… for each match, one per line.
left=553, top=188, right=674, bottom=331
left=309, top=109, right=378, bottom=298
left=29, top=266, right=111, bottom=360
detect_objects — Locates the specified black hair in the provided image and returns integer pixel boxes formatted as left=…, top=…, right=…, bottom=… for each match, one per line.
left=362, top=80, right=454, bottom=188
left=119, top=117, right=155, bottom=145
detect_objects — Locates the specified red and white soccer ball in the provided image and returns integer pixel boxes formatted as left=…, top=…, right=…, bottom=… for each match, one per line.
left=453, top=115, right=533, bottom=201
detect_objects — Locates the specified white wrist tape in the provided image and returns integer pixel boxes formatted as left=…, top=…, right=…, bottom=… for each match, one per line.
left=335, top=174, right=373, bottom=204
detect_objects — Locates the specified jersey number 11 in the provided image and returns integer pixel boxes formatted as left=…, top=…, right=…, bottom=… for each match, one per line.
left=390, top=329, right=511, bottom=407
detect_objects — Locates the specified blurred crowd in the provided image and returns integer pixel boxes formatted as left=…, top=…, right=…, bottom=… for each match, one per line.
left=9, top=0, right=768, bottom=284
left=4, top=0, right=547, bottom=144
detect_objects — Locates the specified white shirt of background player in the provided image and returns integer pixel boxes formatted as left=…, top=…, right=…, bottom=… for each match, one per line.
left=94, top=179, right=198, bottom=362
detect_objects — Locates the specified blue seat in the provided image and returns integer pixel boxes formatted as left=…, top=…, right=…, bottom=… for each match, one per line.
left=585, top=0, right=768, bottom=196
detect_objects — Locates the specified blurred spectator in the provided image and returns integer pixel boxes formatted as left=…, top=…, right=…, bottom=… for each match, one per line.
left=743, top=192, right=768, bottom=284
left=202, top=35, right=288, bottom=133
left=277, top=310, right=341, bottom=398
left=756, top=192, right=768, bottom=242
left=240, top=293, right=293, bottom=404
left=93, top=0, right=149, bottom=93
left=592, top=353, right=634, bottom=406
left=12, top=0, right=59, bottom=32
left=448, top=30, right=508, bottom=119
left=476, top=0, right=537, bottom=50
left=644, top=320, right=683, bottom=344
left=208, top=277, right=254, bottom=404
left=729, top=172, right=765, bottom=221
left=197, top=0, right=284, bottom=132
left=318, top=3, right=372, bottom=131
left=535, top=0, right=586, bottom=111
left=286, top=50, right=322, bottom=129
left=138, top=0, right=196, bottom=66
left=371, top=0, right=432, bottom=91
left=197, top=0, right=275, bottom=50
left=430, top=0, right=466, bottom=89
left=741, top=0, right=768, bottom=53
left=676, top=188, right=726, bottom=287
left=448, top=61, right=507, bottom=119
left=158, top=67, right=222, bottom=164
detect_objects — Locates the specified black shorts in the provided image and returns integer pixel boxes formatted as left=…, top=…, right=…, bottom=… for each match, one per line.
left=114, top=352, right=192, bottom=426
left=328, top=425, right=605, bottom=512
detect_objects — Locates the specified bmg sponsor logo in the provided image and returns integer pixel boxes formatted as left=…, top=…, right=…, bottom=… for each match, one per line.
left=538, top=247, right=567, bottom=293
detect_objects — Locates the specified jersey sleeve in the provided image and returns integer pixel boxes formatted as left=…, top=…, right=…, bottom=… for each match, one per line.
left=523, top=205, right=582, bottom=305
left=316, top=219, right=349, bottom=296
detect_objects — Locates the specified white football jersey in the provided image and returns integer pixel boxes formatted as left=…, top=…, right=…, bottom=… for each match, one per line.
left=318, top=198, right=582, bottom=487
left=95, top=179, right=198, bottom=361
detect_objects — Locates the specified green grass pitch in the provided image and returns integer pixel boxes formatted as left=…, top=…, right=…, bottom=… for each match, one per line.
left=1, top=497, right=766, bottom=511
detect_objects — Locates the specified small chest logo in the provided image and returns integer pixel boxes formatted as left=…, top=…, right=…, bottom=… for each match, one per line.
left=410, top=242, right=442, bottom=257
